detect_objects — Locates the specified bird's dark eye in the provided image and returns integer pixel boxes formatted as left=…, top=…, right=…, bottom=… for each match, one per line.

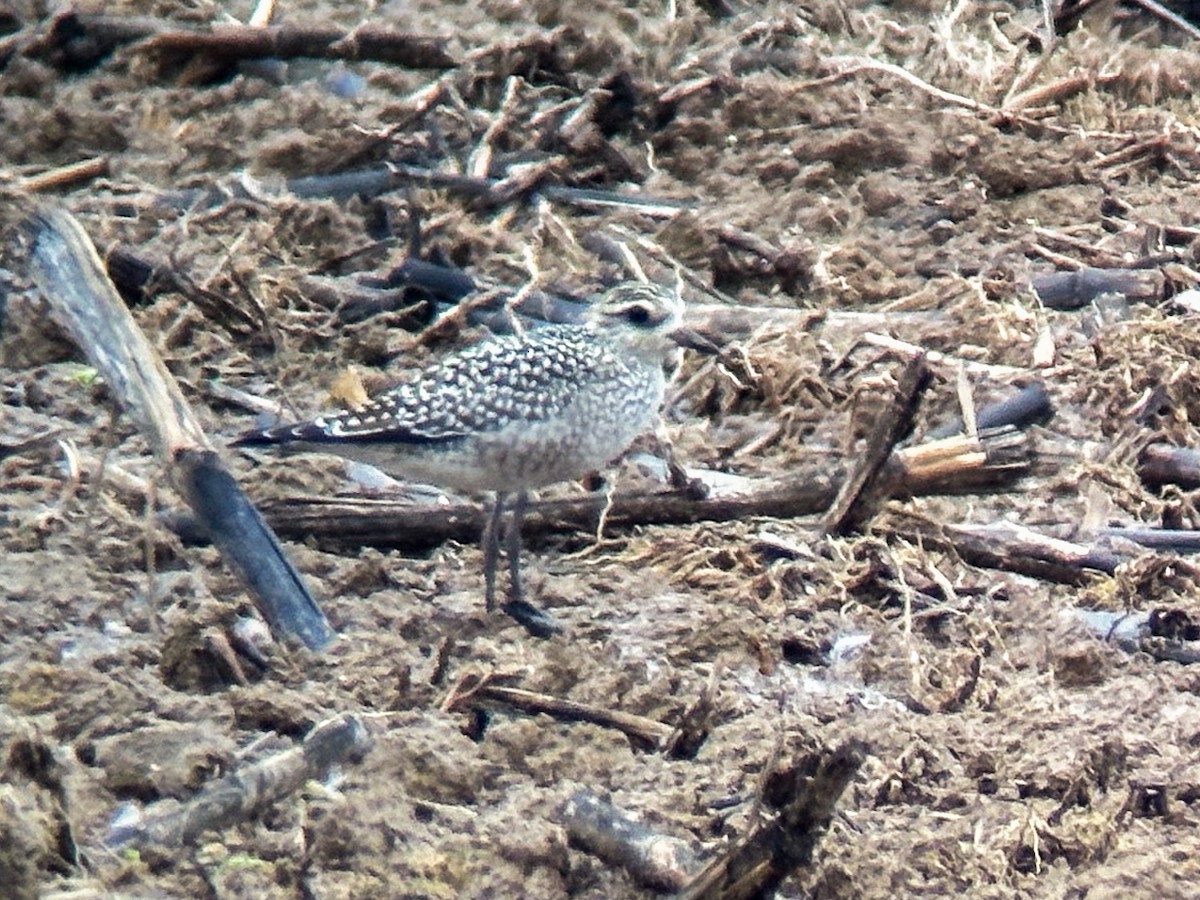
left=625, top=304, right=652, bottom=326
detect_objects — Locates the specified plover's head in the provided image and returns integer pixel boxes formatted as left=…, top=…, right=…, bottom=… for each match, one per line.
left=586, top=281, right=713, bottom=364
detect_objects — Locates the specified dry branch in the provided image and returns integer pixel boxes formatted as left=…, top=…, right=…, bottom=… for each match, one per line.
left=33, top=13, right=455, bottom=71
left=442, top=675, right=673, bottom=751
left=821, top=56, right=997, bottom=115
left=1140, top=443, right=1200, bottom=489
left=893, top=516, right=1123, bottom=583
left=1004, top=72, right=1121, bottom=113
left=678, top=741, right=863, bottom=900
left=259, top=471, right=839, bottom=550
left=18, top=156, right=110, bottom=193
left=24, top=206, right=333, bottom=650
left=559, top=790, right=699, bottom=892
left=106, top=714, right=370, bottom=848
left=1032, top=266, right=1165, bottom=310
left=890, top=427, right=1033, bottom=493
left=823, top=352, right=929, bottom=536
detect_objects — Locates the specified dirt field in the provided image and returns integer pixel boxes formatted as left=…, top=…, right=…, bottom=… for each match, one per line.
left=5, top=0, right=1200, bottom=897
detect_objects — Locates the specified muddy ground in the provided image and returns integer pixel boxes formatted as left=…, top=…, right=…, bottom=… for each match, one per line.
left=5, top=0, right=1200, bottom=897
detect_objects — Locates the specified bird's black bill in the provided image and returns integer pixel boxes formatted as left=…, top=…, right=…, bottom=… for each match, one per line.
left=668, top=326, right=722, bottom=355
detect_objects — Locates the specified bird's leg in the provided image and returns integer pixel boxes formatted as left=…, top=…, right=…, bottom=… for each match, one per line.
left=503, top=490, right=529, bottom=605
left=498, top=492, right=562, bottom=638
left=651, top=425, right=708, bottom=499
left=482, top=491, right=508, bottom=611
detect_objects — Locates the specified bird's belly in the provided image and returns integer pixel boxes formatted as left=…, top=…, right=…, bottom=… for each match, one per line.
left=387, top=396, right=657, bottom=492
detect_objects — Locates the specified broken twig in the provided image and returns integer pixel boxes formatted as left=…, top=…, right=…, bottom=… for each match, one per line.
left=1032, top=266, right=1165, bottom=310
left=823, top=353, right=930, bottom=535
left=106, top=714, right=370, bottom=848
left=33, top=13, right=455, bottom=71
left=442, top=674, right=672, bottom=751
left=559, top=790, right=700, bottom=892
left=678, top=741, right=862, bottom=899
left=18, top=156, right=110, bottom=193
left=24, top=206, right=333, bottom=650
left=1140, top=443, right=1200, bottom=490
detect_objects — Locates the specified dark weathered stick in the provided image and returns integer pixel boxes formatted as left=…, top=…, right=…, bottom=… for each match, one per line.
left=1124, top=0, right=1200, bottom=41
left=559, top=790, right=699, bottom=892
left=290, top=163, right=693, bottom=215
left=258, top=472, right=840, bottom=550
left=25, top=206, right=333, bottom=650
left=1097, top=527, right=1200, bottom=554
left=35, top=13, right=455, bottom=70
left=106, top=714, right=370, bottom=848
left=1032, top=266, right=1165, bottom=310
left=103, top=243, right=265, bottom=336
left=174, top=450, right=335, bottom=650
left=823, top=352, right=930, bottom=535
left=900, top=518, right=1125, bottom=582
left=927, top=382, right=1053, bottom=439
left=678, top=741, right=863, bottom=900
left=1140, top=443, right=1200, bottom=489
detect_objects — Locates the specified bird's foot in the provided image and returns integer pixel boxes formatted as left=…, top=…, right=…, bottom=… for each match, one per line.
left=501, top=600, right=563, bottom=638
left=500, top=585, right=563, bottom=639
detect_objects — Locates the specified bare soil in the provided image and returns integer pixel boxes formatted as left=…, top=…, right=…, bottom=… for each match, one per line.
left=5, top=0, right=1200, bottom=897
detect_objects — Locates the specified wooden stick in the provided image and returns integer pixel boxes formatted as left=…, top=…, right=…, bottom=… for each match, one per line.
left=896, top=517, right=1124, bottom=583
left=559, top=790, right=699, bottom=892
left=152, top=163, right=693, bottom=218
left=19, top=156, right=110, bottom=192
left=257, top=471, right=839, bottom=550
left=823, top=352, right=930, bottom=535
left=678, top=741, right=863, bottom=899
left=890, top=426, right=1033, bottom=493
left=35, top=13, right=455, bottom=70
left=1097, top=527, right=1200, bottom=554
left=442, top=675, right=673, bottom=750
left=1004, top=72, right=1121, bottom=113
left=1124, top=0, right=1200, bottom=41
left=1031, top=266, right=1165, bottom=310
left=1140, top=443, right=1200, bottom=489
left=102, top=243, right=265, bottom=336
left=24, top=206, right=334, bottom=650
left=107, top=714, right=370, bottom=848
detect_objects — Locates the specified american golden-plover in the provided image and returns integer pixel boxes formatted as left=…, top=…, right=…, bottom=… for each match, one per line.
left=233, top=281, right=710, bottom=634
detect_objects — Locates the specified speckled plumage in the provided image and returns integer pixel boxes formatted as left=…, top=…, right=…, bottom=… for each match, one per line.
left=235, top=282, right=687, bottom=490
left=233, top=281, right=699, bottom=629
